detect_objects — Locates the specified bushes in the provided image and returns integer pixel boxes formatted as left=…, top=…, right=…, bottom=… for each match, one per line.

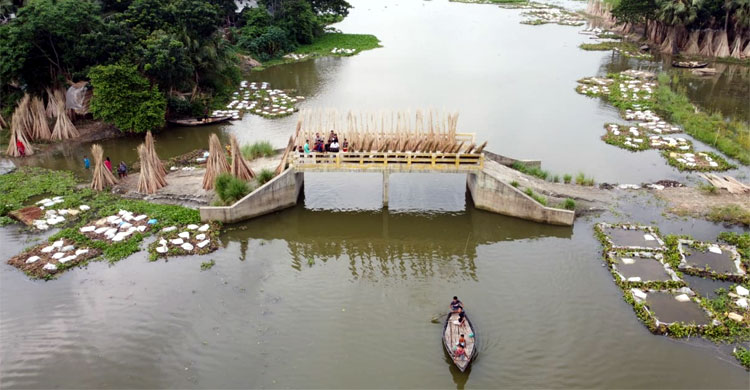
left=257, top=169, right=275, bottom=185
left=560, top=198, right=576, bottom=210
left=563, top=174, right=572, bottom=184
left=215, top=173, right=250, bottom=205
left=575, top=172, right=595, bottom=186
left=524, top=188, right=547, bottom=206
left=241, top=141, right=275, bottom=160
left=511, top=161, right=549, bottom=180
left=707, top=205, right=750, bottom=226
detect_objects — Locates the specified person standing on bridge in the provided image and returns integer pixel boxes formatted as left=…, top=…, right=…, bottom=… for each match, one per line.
left=304, top=140, right=310, bottom=155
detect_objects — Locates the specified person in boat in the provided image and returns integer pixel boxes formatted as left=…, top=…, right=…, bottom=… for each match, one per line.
left=457, top=334, right=466, bottom=348
left=454, top=343, right=467, bottom=360
left=455, top=306, right=466, bottom=327
left=16, top=140, right=25, bottom=157
left=450, top=296, right=463, bottom=313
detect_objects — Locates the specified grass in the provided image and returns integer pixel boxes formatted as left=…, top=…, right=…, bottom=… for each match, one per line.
left=254, top=33, right=381, bottom=70
left=560, top=198, right=576, bottom=210
left=563, top=174, right=572, bottom=184
left=200, top=259, right=216, bottom=271
left=697, top=182, right=718, bottom=194
left=718, top=232, right=749, bottom=260
left=655, top=74, right=750, bottom=165
left=511, top=161, right=549, bottom=180
left=510, top=180, right=519, bottom=187
left=215, top=173, right=250, bottom=205
left=524, top=188, right=547, bottom=206
left=734, top=346, right=750, bottom=370
left=707, top=205, right=750, bottom=226
left=575, top=172, right=595, bottom=186
left=241, top=141, right=275, bottom=160
left=579, top=41, right=652, bottom=59
left=257, top=169, right=276, bottom=186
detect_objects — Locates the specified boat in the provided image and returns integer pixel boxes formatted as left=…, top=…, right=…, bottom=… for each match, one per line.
left=443, top=311, right=477, bottom=372
left=672, top=61, right=708, bottom=69
left=168, top=116, right=232, bottom=127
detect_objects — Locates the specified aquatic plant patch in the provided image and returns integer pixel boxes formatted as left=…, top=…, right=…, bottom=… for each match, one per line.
left=79, top=209, right=153, bottom=243
left=149, top=223, right=219, bottom=261
left=632, top=288, right=714, bottom=331
left=212, top=81, right=303, bottom=119
left=677, top=239, right=746, bottom=281
left=595, top=223, right=665, bottom=251
left=648, top=135, right=692, bottom=151
left=575, top=77, right=612, bottom=97
left=0, top=167, right=78, bottom=223
left=607, top=73, right=657, bottom=111
left=602, top=123, right=649, bottom=151
left=520, top=9, right=584, bottom=26
left=662, top=151, right=735, bottom=172
left=7, top=238, right=101, bottom=280
left=605, top=251, right=682, bottom=287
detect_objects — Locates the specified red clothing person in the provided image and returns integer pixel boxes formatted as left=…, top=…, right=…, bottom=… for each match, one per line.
left=104, top=157, right=112, bottom=172
left=16, top=141, right=25, bottom=156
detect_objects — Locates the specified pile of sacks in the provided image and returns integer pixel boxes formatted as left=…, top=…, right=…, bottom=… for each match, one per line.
left=154, top=223, right=212, bottom=255
left=79, top=209, right=152, bottom=242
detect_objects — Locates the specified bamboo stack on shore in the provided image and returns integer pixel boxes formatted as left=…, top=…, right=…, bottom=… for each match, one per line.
left=90, top=144, right=117, bottom=190
left=230, top=134, right=255, bottom=180
left=293, top=109, right=482, bottom=154
left=0, top=113, right=7, bottom=129
left=137, top=143, right=166, bottom=194
left=45, top=88, right=65, bottom=118
left=145, top=131, right=166, bottom=177
left=30, top=97, right=52, bottom=140
left=51, top=104, right=79, bottom=140
left=6, top=108, right=34, bottom=157
left=202, top=133, right=230, bottom=190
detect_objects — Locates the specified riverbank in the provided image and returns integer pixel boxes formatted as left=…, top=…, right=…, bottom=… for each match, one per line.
left=250, top=33, right=381, bottom=71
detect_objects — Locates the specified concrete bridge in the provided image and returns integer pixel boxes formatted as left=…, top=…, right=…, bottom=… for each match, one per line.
left=199, top=150, right=575, bottom=226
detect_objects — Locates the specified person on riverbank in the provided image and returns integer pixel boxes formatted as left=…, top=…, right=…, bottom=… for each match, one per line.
left=15, top=141, right=25, bottom=157
left=104, top=157, right=112, bottom=172
left=117, top=161, right=128, bottom=178
left=83, top=156, right=90, bottom=169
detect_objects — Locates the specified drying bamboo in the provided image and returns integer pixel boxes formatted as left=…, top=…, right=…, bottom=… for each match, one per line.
left=275, top=136, right=294, bottom=176
left=699, top=29, right=714, bottom=57
left=202, top=133, right=230, bottom=190
left=6, top=108, right=34, bottom=157
left=682, top=30, right=700, bottom=55
left=30, top=97, right=52, bottom=140
left=90, top=144, right=117, bottom=190
left=729, top=36, right=743, bottom=59
left=0, top=113, right=7, bottom=129
left=714, top=30, right=731, bottom=57
left=136, top=143, right=166, bottom=194
left=14, top=94, right=33, bottom=138
left=145, top=131, right=166, bottom=177
left=51, top=104, right=79, bottom=140
left=45, top=88, right=64, bottom=118
left=230, top=135, right=255, bottom=180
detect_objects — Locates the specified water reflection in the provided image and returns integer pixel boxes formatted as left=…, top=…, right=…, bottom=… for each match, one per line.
left=222, top=206, right=572, bottom=281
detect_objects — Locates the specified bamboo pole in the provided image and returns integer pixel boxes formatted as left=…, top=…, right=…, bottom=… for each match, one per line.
left=230, top=134, right=255, bottom=180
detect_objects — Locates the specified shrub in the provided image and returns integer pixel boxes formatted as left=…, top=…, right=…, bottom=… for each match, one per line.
left=560, top=198, right=576, bottom=210
left=707, top=205, right=750, bottom=226
left=215, top=173, right=250, bottom=205
left=510, top=180, right=519, bottom=187
left=575, top=172, right=586, bottom=185
left=698, top=182, right=718, bottom=194
left=257, top=169, right=275, bottom=185
left=524, top=188, right=547, bottom=206
left=563, top=174, right=572, bottom=184
left=552, top=175, right=560, bottom=183
left=511, top=161, right=549, bottom=180
left=241, top=141, right=275, bottom=160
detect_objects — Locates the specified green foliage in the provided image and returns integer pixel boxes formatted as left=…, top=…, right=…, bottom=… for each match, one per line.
left=735, top=346, right=750, bottom=370
left=718, top=232, right=750, bottom=260
left=241, top=141, right=275, bottom=160
left=707, top=205, right=750, bottom=226
left=575, top=172, right=595, bottom=186
left=551, top=175, right=560, bottom=183
left=611, top=0, right=657, bottom=24
left=655, top=74, right=750, bottom=165
left=510, top=180, right=519, bottom=187
left=200, top=259, right=216, bottom=270
left=697, top=182, right=718, bottom=194
left=560, top=198, right=576, bottom=210
left=257, top=169, right=276, bottom=185
left=215, top=173, right=250, bottom=205
left=511, top=161, right=549, bottom=180
left=89, top=64, right=167, bottom=133
left=563, top=174, right=572, bottom=184
left=524, top=188, right=547, bottom=206
left=0, top=167, right=78, bottom=219
left=293, top=32, right=381, bottom=55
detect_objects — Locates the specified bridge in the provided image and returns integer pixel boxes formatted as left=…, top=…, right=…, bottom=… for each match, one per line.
left=199, top=109, right=575, bottom=226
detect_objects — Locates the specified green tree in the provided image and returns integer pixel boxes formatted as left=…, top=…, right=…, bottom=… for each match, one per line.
left=89, top=64, right=166, bottom=133
left=612, top=0, right=658, bottom=24
left=139, top=30, right=194, bottom=90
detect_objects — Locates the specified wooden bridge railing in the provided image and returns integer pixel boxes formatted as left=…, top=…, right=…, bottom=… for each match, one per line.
left=289, top=151, right=484, bottom=171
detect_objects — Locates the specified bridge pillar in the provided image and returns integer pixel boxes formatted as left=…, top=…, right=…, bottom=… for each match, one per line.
left=383, top=171, right=389, bottom=208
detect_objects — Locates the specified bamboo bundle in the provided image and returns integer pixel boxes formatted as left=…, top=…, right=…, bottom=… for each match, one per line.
left=51, top=104, right=79, bottom=140
left=699, top=29, right=714, bottom=57
left=729, top=36, right=743, bottom=59
left=6, top=108, right=34, bottom=157
left=90, top=144, right=117, bottom=190
left=0, top=113, right=7, bottom=129
left=275, top=136, right=295, bottom=176
left=744, top=39, right=750, bottom=58
left=30, top=97, right=52, bottom=140
left=14, top=94, right=33, bottom=138
left=45, top=88, right=64, bottom=118
left=145, top=131, right=166, bottom=177
left=714, top=30, right=731, bottom=57
left=136, top=144, right=166, bottom=194
left=682, top=30, right=700, bottom=55
left=202, top=133, right=230, bottom=190
left=230, top=135, right=255, bottom=180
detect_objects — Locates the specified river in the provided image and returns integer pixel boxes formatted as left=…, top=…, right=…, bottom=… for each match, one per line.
left=1, top=0, right=749, bottom=388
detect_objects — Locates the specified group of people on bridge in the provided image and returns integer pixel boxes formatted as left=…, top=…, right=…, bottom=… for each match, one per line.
left=299, top=131, right=349, bottom=155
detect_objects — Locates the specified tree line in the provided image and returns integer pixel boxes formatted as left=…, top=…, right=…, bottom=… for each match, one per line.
left=0, top=0, right=351, bottom=132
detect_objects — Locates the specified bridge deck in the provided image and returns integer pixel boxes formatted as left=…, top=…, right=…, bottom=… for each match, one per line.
left=290, top=151, right=484, bottom=173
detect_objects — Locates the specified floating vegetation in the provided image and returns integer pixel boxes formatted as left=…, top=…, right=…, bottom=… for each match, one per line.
left=595, top=223, right=665, bottom=251
left=7, top=238, right=101, bottom=279
left=575, top=77, right=612, bottom=96
left=602, top=123, right=692, bottom=152
left=79, top=210, right=152, bottom=243
left=212, top=81, right=303, bottom=119
left=663, top=151, right=735, bottom=172
left=150, top=223, right=219, bottom=260
left=605, top=251, right=682, bottom=288
left=648, top=135, right=692, bottom=151
left=521, top=9, right=585, bottom=26
left=676, top=239, right=746, bottom=281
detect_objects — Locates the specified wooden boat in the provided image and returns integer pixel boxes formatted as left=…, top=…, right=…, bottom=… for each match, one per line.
left=168, top=116, right=232, bottom=127
left=672, top=61, right=708, bottom=69
left=443, top=311, right=477, bottom=372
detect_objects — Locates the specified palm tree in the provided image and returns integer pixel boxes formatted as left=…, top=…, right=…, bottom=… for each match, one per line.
left=655, top=0, right=698, bottom=54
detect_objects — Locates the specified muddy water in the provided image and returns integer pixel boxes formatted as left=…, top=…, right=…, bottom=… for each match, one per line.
left=614, top=255, right=672, bottom=281
left=645, top=292, right=711, bottom=325
left=2, top=0, right=750, bottom=388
